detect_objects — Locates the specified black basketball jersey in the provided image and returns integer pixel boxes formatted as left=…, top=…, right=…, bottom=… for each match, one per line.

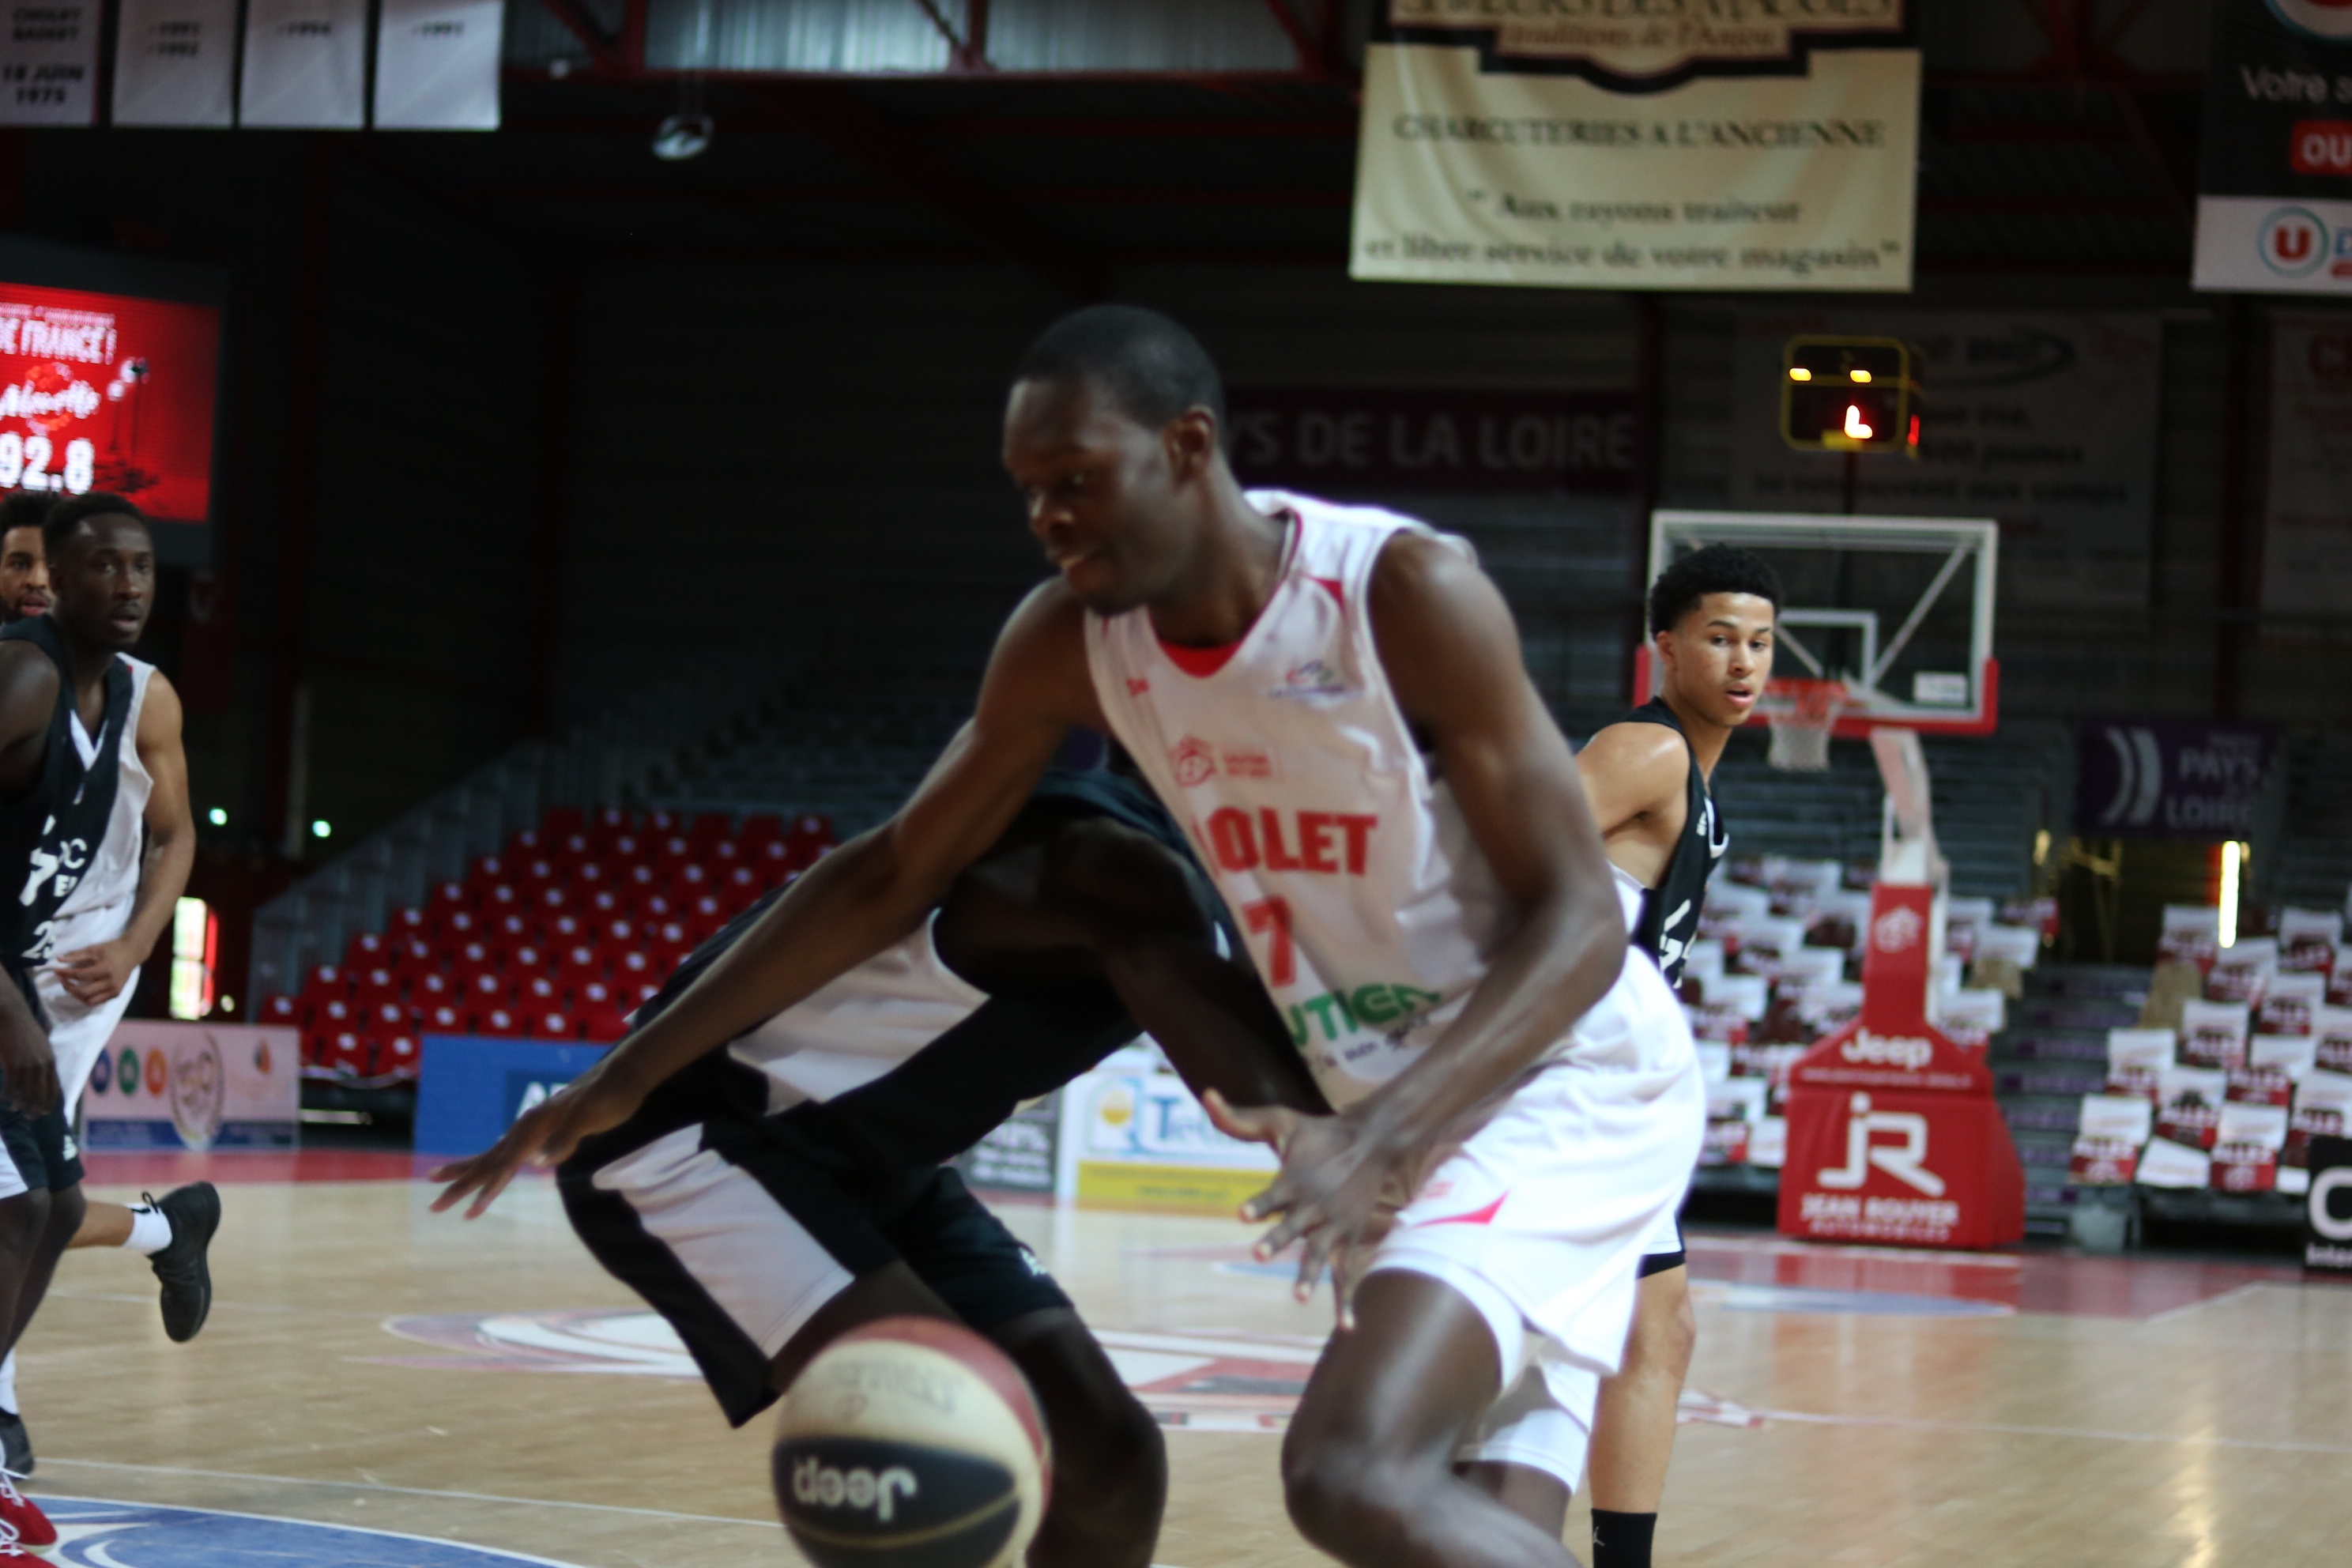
left=1620, top=697, right=1727, bottom=988
left=0, top=616, right=132, bottom=1003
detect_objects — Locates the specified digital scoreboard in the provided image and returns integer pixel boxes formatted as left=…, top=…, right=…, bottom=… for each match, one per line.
left=0, top=281, right=221, bottom=526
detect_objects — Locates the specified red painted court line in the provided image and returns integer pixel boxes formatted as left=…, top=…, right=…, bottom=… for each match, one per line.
left=81, top=1150, right=472, bottom=1185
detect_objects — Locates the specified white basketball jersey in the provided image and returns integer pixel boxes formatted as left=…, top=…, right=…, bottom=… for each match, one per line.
left=726, top=919, right=986, bottom=1115
left=55, top=654, right=155, bottom=927
left=1087, top=490, right=1563, bottom=1110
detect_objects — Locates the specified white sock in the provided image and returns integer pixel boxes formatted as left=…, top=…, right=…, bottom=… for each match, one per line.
left=124, top=1204, right=172, bottom=1257
left=0, top=1348, right=16, bottom=1415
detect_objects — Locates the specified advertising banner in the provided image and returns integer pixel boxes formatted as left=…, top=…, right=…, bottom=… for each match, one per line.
left=414, top=1035, right=609, bottom=1156
left=113, top=0, right=239, bottom=128
left=1731, top=311, right=2162, bottom=609
left=374, top=0, right=503, bottom=131
left=2195, top=0, right=2352, bottom=292
left=0, top=0, right=97, bottom=126
left=1227, top=387, right=1638, bottom=495
left=239, top=0, right=368, bottom=129
left=2074, top=720, right=2278, bottom=841
left=1056, top=1061, right=1279, bottom=1214
left=0, top=281, right=221, bottom=526
left=1351, top=3, right=1918, bottom=292
left=82, top=1023, right=299, bottom=1152
left=955, top=1091, right=1061, bottom=1197
left=1778, top=882, right=2025, bottom=1250
left=2263, top=315, right=2352, bottom=628
left=2306, top=1134, right=2352, bottom=1274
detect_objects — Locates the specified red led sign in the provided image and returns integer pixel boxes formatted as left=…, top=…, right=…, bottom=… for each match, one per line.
left=0, top=281, right=220, bottom=526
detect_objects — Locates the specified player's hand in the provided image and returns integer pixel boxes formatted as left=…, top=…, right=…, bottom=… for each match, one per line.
left=428, top=1061, right=645, bottom=1219
left=0, top=1017, right=58, bottom=1118
left=50, top=938, right=141, bottom=1006
left=1205, top=1088, right=1410, bottom=1331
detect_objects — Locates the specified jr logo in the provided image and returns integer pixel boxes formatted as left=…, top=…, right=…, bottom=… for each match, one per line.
left=1817, top=1091, right=1945, bottom=1197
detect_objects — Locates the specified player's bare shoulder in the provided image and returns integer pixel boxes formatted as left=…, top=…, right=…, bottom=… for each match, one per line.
left=137, top=665, right=185, bottom=745
left=980, top=576, right=1106, bottom=733
left=1577, top=721, right=1687, bottom=801
left=1363, top=529, right=1527, bottom=726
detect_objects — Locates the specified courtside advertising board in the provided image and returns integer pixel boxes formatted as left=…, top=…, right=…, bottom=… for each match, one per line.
left=82, top=1021, right=299, bottom=1152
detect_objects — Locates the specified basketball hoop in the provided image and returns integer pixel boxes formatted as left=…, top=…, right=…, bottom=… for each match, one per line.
left=1766, top=679, right=1847, bottom=771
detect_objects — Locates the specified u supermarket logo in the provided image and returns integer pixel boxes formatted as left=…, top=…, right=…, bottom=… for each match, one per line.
left=2261, top=207, right=2331, bottom=278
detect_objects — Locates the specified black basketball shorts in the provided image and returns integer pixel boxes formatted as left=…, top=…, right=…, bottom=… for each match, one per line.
left=560, top=1050, right=1079, bottom=1430
left=0, top=1090, right=81, bottom=1200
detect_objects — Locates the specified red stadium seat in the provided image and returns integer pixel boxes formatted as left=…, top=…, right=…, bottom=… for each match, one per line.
left=511, top=827, right=544, bottom=857
left=262, top=994, right=301, bottom=1027
left=674, top=862, right=710, bottom=894
left=552, top=831, right=595, bottom=867
left=586, top=888, right=621, bottom=917
left=689, top=812, right=731, bottom=844
left=318, top=1031, right=370, bottom=1077
left=688, top=894, right=726, bottom=936
left=481, top=883, right=522, bottom=913
left=589, top=805, right=629, bottom=839
left=752, top=839, right=793, bottom=876
left=429, top=878, right=470, bottom=912
left=520, top=974, right=561, bottom=1008
left=511, top=944, right=547, bottom=974
left=534, top=885, right=569, bottom=915
left=411, top=971, right=455, bottom=1016
left=488, top=910, right=532, bottom=948
left=575, top=980, right=628, bottom=1041
left=621, top=862, right=661, bottom=895
left=608, top=833, right=645, bottom=865
left=532, top=1011, right=573, bottom=1040
left=438, top=907, right=481, bottom=943
left=741, top=812, right=785, bottom=844
left=352, top=967, right=401, bottom=1007
left=722, top=864, right=760, bottom=897
left=420, top=1002, right=466, bottom=1035
left=477, top=1007, right=522, bottom=1038
left=639, top=892, right=677, bottom=922
left=312, top=995, right=356, bottom=1032
left=614, top=950, right=657, bottom=985
left=451, top=939, right=498, bottom=983
left=365, top=999, right=407, bottom=1036
left=522, top=857, right=559, bottom=888
left=570, top=860, right=608, bottom=888
left=307, top=963, right=349, bottom=997
left=345, top=931, right=390, bottom=967
left=543, top=911, right=585, bottom=945
left=708, top=838, right=742, bottom=865
left=473, top=854, right=508, bottom=884
left=556, top=944, right=603, bottom=985
left=462, top=972, right=504, bottom=1011
left=388, top=905, right=429, bottom=937
left=545, top=805, right=586, bottom=838
left=396, top=937, right=437, bottom=971
left=645, top=809, right=680, bottom=836
left=379, top=1035, right=420, bottom=1078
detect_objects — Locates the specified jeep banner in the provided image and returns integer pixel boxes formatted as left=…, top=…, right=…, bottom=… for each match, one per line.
left=1350, top=2, right=1920, bottom=292
left=1777, top=881, right=2026, bottom=1250
left=2192, top=0, right=2352, bottom=292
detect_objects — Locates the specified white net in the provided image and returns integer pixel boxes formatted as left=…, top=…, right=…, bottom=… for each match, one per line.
left=1766, top=682, right=1845, bottom=771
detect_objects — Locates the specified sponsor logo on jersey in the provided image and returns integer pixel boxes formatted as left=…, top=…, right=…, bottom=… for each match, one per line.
left=1171, top=737, right=1217, bottom=787
left=1270, top=659, right=1350, bottom=701
left=1286, top=982, right=1446, bottom=1046
left=1203, top=807, right=1377, bottom=876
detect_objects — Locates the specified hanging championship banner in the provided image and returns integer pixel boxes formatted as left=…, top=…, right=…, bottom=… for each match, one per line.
left=2263, top=315, right=2352, bottom=628
left=239, top=0, right=368, bottom=129
left=114, top=0, right=239, bottom=127
left=0, top=0, right=99, bottom=126
left=2194, top=0, right=2352, bottom=292
left=1350, top=2, right=1919, bottom=292
left=375, top=0, right=503, bottom=131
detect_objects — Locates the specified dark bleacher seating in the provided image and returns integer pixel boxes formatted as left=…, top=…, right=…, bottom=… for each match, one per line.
left=288, top=805, right=835, bottom=1084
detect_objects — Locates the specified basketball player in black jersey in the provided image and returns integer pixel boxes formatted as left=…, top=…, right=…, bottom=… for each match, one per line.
left=0, top=495, right=51, bottom=625
left=439, top=766, right=1328, bottom=1568
left=1490, top=544, right=1773, bottom=1568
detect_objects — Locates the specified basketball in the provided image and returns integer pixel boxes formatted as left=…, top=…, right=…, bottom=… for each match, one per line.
left=774, top=1317, right=1050, bottom=1568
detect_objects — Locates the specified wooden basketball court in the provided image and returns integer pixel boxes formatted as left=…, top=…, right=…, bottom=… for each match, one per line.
left=17, top=1155, right=2348, bottom=1568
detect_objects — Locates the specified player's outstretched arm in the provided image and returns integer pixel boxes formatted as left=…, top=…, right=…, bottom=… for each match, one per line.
left=1219, top=534, right=1628, bottom=1299
left=0, top=643, right=61, bottom=1115
left=53, top=673, right=194, bottom=1007
left=431, top=585, right=1102, bottom=1216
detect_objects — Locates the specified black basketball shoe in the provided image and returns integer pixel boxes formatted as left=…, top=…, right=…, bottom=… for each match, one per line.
left=0, top=1408, right=28, bottom=1476
left=146, top=1184, right=221, bottom=1343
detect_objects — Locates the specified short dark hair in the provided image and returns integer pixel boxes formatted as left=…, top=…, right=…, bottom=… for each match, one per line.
left=1648, top=545, right=1783, bottom=636
left=1012, top=304, right=1227, bottom=431
left=44, top=492, right=146, bottom=565
left=0, top=491, right=55, bottom=541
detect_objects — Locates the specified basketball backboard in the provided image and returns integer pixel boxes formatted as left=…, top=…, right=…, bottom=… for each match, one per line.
left=1633, top=509, right=2000, bottom=738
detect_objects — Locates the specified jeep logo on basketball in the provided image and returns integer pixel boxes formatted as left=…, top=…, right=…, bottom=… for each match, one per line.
left=790, top=1455, right=918, bottom=1522
left=1841, top=1031, right=1934, bottom=1071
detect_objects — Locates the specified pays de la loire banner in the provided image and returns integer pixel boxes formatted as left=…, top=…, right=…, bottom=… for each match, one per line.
left=0, top=281, right=220, bottom=525
left=1227, top=388, right=1638, bottom=495
left=1351, top=2, right=1920, bottom=292
left=2195, top=0, right=2352, bottom=292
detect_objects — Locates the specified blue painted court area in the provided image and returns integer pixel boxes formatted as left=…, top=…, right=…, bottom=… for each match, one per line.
left=36, top=1498, right=585, bottom=1567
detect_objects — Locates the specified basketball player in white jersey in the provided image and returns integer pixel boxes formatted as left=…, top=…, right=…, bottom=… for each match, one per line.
left=1457, top=545, right=1774, bottom=1568
left=0, top=496, right=210, bottom=1494
left=441, top=306, right=1700, bottom=1568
